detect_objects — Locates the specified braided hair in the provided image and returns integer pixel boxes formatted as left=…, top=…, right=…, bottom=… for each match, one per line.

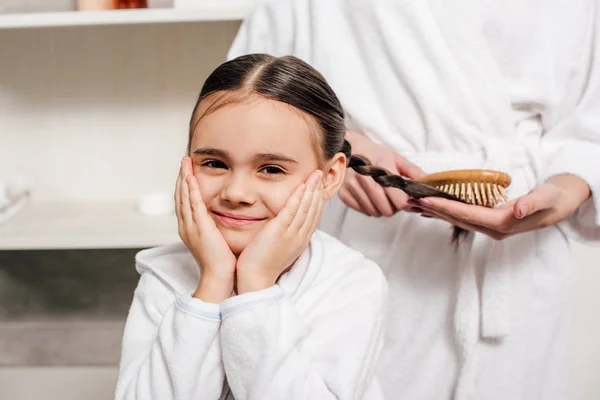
left=188, top=54, right=465, bottom=242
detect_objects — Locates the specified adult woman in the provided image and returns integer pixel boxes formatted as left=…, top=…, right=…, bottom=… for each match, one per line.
left=228, top=0, right=600, bottom=399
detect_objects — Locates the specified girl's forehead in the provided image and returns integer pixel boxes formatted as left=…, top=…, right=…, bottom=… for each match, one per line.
left=191, top=95, right=321, bottom=159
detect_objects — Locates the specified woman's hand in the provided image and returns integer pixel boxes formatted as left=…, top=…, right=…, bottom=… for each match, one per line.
left=235, top=170, right=324, bottom=293
left=409, top=174, right=591, bottom=240
left=339, top=131, right=425, bottom=217
left=176, top=156, right=237, bottom=303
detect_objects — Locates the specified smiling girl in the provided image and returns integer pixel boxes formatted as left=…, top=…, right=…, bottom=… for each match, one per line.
left=115, top=55, right=388, bottom=400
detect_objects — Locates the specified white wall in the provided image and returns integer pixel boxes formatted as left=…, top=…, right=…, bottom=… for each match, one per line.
left=0, top=22, right=241, bottom=201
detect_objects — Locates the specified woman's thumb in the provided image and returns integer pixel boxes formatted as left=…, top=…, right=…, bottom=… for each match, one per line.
left=513, top=184, right=557, bottom=219
left=395, top=155, right=425, bottom=179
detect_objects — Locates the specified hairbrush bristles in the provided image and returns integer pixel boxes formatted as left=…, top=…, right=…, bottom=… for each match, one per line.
left=414, top=169, right=512, bottom=244
left=414, top=169, right=511, bottom=208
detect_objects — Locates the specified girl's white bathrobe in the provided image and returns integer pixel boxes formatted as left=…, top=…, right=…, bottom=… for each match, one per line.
left=228, top=0, right=600, bottom=399
left=115, top=230, right=388, bottom=400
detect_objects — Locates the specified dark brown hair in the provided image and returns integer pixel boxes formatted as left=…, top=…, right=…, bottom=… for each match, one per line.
left=188, top=54, right=467, bottom=241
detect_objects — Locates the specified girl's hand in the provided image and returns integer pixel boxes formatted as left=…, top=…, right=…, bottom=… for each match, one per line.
left=409, top=174, right=591, bottom=240
left=176, top=156, right=237, bottom=303
left=235, top=170, right=324, bottom=293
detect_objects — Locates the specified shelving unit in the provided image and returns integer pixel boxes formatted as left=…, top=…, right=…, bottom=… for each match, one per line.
left=0, top=6, right=247, bottom=250
left=0, top=2, right=255, bottom=29
left=0, top=201, right=178, bottom=250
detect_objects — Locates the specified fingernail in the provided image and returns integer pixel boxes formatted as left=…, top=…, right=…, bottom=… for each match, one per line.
left=517, top=205, right=528, bottom=219
left=311, top=171, right=322, bottom=184
left=418, top=198, right=433, bottom=207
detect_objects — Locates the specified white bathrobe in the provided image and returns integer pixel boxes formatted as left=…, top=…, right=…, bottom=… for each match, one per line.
left=228, top=0, right=600, bottom=399
left=115, top=230, right=388, bottom=400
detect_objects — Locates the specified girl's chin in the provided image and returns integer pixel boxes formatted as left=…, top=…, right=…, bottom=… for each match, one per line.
left=223, top=235, right=252, bottom=256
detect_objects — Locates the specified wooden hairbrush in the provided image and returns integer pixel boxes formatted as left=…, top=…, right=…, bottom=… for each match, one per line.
left=413, top=169, right=511, bottom=207
left=399, top=169, right=511, bottom=242
left=397, top=169, right=511, bottom=207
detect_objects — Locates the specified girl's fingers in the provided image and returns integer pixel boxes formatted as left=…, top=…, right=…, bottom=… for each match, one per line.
left=182, top=155, right=193, bottom=175
left=290, top=171, right=322, bottom=231
left=187, top=175, right=208, bottom=225
left=278, top=182, right=307, bottom=226
left=301, top=178, right=323, bottom=235
left=180, top=170, right=196, bottom=234
left=309, top=185, right=324, bottom=235
left=175, top=172, right=182, bottom=222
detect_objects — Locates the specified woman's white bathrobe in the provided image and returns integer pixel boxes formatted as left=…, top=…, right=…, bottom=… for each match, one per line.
left=115, top=230, right=388, bottom=400
left=228, top=0, right=600, bottom=399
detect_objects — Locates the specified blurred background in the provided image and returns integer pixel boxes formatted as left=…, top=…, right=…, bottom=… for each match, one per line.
left=0, top=1, right=598, bottom=399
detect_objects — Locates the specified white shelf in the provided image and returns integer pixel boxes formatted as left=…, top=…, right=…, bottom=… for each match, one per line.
left=0, top=3, right=255, bottom=29
left=0, top=200, right=179, bottom=250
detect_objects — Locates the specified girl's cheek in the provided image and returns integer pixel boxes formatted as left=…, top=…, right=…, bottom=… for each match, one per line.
left=265, top=186, right=298, bottom=215
left=195, top=175, right=216, bottom=204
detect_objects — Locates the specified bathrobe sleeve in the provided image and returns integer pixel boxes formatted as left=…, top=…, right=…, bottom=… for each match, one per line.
left=227, top=0, right=295, bottom=59
left=218, top=262, right=388, bottom=400
left=115, top=271, right=226, bottom=400
left=540, top=3, right=600, bottom=242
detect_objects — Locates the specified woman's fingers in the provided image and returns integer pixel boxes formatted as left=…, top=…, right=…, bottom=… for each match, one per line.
left=338, top=186, right=365, bottom=214
left=513, top=184, right=558, bottom=219
left=395, top=154, right=425, bottom=180
left=417, top=205, right=510, bottom=240
left=416, top=197, right=511, bottom=228
left=345, top=172, right=381, bottom=217
left=356, top=173, right=395, bottom=216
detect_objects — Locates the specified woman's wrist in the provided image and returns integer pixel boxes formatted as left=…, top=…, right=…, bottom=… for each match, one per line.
left=545, top=173, right=591, bottom=216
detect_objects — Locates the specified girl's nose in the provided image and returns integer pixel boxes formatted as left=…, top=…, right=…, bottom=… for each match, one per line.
left=220, top=173, right=256, bottom=205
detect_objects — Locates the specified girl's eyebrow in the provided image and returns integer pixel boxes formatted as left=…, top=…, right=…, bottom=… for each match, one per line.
left=252, top=153, right=299, bottom=164
left=192, top=148, right=298, bottom=164
left=192, top=147, right=228, bottom=158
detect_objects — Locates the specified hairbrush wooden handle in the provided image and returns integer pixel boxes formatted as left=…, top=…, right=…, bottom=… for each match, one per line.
left=414, top=169, right=511, bottom=187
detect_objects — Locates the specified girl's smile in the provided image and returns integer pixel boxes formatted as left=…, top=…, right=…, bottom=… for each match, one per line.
left=211, top=210, right=267, bottom=228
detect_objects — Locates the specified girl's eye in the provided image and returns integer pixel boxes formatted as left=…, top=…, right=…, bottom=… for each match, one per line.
left=201, top=160, right=228, bottom=169
left=260, top=165, right=285, bottom=175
